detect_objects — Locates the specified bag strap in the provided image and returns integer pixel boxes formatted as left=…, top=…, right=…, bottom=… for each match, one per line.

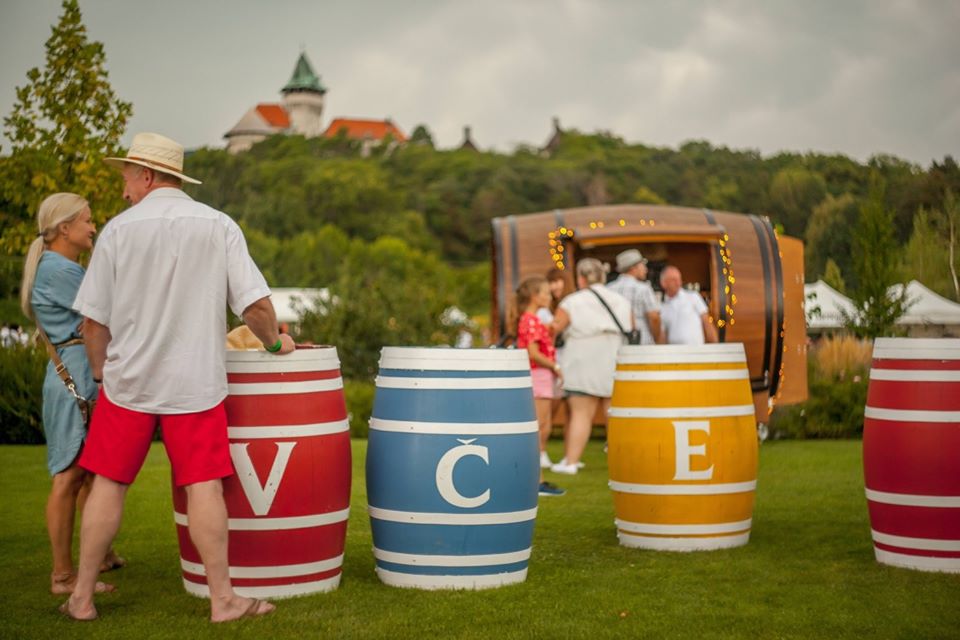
left=587, top=287, right=631, bottom=338
left=35, top=324, right=89, bottom=405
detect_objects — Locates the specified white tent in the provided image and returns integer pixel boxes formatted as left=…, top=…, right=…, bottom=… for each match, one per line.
left=804, top=280, right=855, bottom=330
left=269, top=288, right=330, bottom=324
left=890, top=280, right=960, bottom=327
left=804, top=279, right=960, bottom=334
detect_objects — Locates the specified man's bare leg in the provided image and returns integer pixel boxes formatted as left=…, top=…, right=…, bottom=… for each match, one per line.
left=184, top=479, right=274, bottom=622
left=65, top=475, right=126, bottom=619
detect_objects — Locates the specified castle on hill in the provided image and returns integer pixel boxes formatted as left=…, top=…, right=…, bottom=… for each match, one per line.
left=224, top=52, right=407, bottom=155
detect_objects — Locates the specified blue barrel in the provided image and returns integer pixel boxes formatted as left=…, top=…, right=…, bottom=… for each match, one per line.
left=366, top=347, right=539, bottom=590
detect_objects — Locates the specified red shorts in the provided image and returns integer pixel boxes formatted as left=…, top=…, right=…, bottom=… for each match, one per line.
left=79, top=391, right=234, bottom=487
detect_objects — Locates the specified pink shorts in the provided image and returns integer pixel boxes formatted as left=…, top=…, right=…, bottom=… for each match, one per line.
left=531, top=367, right=556, bottom=399
left=79, top=391, right=234, bottom=487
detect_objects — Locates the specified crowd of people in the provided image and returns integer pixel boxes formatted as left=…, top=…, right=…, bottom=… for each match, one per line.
left=511, top=248, right=718, bottom=495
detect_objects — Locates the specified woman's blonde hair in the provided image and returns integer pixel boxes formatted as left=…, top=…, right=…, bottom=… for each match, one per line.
left=576, top=257, right=608, bottom=285
left=19, top=193, right=89, bottom=319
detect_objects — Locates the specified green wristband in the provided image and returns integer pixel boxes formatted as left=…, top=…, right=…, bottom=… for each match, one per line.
left=266, top=338, right=283, bottom=353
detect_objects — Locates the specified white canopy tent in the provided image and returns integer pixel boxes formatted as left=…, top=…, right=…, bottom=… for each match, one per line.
left=804, top=280, right=856, bottom=331
left=891, top=280, right=960, bottom=328
left=804, top=279, right=960, bottom=335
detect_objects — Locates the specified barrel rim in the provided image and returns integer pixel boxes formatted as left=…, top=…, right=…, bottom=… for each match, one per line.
left=618, top=343, right=746, bottom=356
left=873, top=338, right=960, bottom=360
left=226, top=347, right=341, bottom=373
left=380, top=347, right=530, bottom=371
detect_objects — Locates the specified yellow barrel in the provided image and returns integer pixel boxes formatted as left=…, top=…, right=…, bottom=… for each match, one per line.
left=607, top=343, right=758, bottom=551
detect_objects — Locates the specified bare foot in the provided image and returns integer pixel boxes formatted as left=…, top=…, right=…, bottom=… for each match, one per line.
left=99, top=552, right=127, bottom=573
left=210, top=597, right=275, bottom=623
left=59, top=598, right=97, bottom=621
left=50, top=572, right=116, bottom=595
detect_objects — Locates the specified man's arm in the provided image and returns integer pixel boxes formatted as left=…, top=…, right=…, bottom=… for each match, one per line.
left=646, top=311, right=662, bottom=344
left=242, top=296, right=295, bottom=354
left=701, top=313, right=719, bottom=343
left=81, top=318, right=111, bottom=381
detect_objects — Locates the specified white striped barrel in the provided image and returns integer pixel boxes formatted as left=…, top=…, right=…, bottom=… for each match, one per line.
left=172, top=347, right=352, bottom=598
left=366, top=347, right=539, bottom=589
left=608, top=344, right=758, bottom=551
left=864, top=338, right=960, bottom=573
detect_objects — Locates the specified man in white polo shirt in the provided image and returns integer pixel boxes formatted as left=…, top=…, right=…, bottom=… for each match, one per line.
left=62, top=133, right=295, bottom=623
left=659, top=265, right=718, bottom=345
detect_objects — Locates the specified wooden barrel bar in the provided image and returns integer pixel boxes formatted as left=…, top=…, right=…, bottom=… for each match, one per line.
left=490, top=204, right=808, bottom=420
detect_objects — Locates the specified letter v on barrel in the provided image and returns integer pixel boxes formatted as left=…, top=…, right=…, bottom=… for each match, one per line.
left=435, top=439, right=491, bottom=508
left=230, top=442, right=297, bottom=516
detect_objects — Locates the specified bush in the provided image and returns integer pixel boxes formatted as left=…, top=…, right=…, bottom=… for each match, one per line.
left=344, top=379, right=375, bottom=438
left=770, top=335, right=872, bottom=439
left=0, top=342, right=46, bottom=444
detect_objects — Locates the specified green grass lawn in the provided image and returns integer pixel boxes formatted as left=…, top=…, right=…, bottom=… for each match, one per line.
left=0, top=439, right=956, bottom=639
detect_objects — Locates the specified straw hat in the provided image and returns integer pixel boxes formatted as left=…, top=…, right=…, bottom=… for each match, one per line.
left=105, top=132, right=201, bottom=184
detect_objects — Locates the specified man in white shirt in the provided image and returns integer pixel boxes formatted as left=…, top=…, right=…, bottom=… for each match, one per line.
left=63, top=133, right=295, bottom=623
left=659, top=265, right=718, bottom=345
left=606, top=248, right=661, bottom=344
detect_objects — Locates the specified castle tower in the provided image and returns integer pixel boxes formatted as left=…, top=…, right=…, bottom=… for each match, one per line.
left=281, top=52, right=327, bottom=138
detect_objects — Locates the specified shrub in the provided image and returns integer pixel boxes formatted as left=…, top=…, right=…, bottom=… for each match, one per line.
left=0, top=342, right=46, bottom=444
left=344, top=379, right=375, bottom=438
left=770, top=334, right=872, bottom=439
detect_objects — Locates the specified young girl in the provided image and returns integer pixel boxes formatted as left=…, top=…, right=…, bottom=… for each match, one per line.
left=514, top=276, right=564, bottom=496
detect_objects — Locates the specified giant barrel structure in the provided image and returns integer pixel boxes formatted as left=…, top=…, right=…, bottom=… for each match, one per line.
left=863, top=338, right=960, bottom=573
left=172, top=347, right=352, bottom=598
left=491, top=204, right=809, bottom=420
left=607, top=343, right=759, bottom=551
left=366, top=347, right=539, bottom=589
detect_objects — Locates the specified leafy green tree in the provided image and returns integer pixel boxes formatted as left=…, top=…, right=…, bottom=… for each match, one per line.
left=409, top=124, right=435, bottom=148
left=768, top=167, right=828, bottom=237
left=823, top=258, right=847, bottom=294
left=631, top=185, right=666, bottom=205
left=804, top=193, right=858, bottom=284
left=843, top=177, right=910, bottom=338
left=298, top=236, right=459, bottom=379
left=0, top=0, right=131, bottom=255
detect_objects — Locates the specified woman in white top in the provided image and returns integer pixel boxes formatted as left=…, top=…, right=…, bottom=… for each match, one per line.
left=550, top=258, right=632, bottom=474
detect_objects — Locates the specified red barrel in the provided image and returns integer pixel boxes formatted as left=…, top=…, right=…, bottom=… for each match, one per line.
left=863, top=338, right=960, bottom=573
left=172, top=347, right=352, bottom=597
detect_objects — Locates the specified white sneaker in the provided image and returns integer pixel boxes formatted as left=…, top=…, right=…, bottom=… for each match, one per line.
left=539, top=452, right=553, bottom=469
left=550, top=462, right=579, bottom=475
left=557, top=458, right=586, bottom=470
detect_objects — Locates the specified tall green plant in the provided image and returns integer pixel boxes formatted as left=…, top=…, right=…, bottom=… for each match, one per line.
left=0, top=0, right=131, bottom=255
left=842, top=177, right=910, bottom=338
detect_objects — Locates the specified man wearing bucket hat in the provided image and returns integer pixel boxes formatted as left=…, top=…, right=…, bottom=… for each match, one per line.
left=62, top=132, right=295, bottom=622
left=607, top=248, right=661, bottom=345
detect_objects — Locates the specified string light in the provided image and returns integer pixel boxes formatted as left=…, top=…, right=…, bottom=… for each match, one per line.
left=547, top=226, right=575, bottom=270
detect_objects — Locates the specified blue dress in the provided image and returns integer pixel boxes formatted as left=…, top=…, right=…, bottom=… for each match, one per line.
left=32, top=251, right=97, bottom=475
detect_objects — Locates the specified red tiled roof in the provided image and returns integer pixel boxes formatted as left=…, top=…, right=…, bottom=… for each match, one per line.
left=323, top=118, right=407, bottom=142
left=256, top=103, right=290, bottom=129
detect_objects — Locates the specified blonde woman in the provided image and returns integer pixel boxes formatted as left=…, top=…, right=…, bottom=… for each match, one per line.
left=21, top=193, right=121, bottom=595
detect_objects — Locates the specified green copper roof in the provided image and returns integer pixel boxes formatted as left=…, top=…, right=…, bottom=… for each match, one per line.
left=281, top=53, right=326, bottom=94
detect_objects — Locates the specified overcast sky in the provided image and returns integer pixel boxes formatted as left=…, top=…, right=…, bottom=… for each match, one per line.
left=1, top=0, right=957, bottom=165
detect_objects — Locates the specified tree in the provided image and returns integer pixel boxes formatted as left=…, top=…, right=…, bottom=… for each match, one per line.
left=409, top=124, right=435, bottom=148
left=842, top=177, right=910, bottom=338
left=823, top=259, right=846, bottom=294
left=768, top=167, right=828, bottom=238
left=298, top=236, right=458, bottom=380
left=0, top=0, right=132, bottom=255
left=804, top=193, right=858, bottom=284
